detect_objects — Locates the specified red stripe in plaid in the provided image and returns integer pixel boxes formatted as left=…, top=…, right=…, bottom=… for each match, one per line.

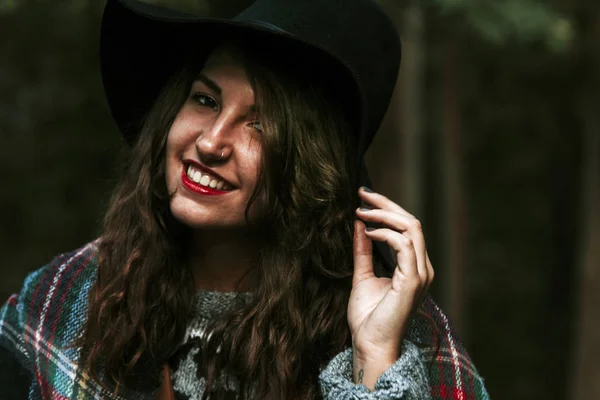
left=35, top=246, right=93, bottom=397
left=46, top=251, right=93, bottom=348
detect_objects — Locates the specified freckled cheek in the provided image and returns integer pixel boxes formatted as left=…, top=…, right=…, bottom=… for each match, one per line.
left=241, top=146, right=265, bottom=214
left=167, top=111, right=202, bottom=147
left=241, top=150, right=262, bottom=186
left=167, top=132, right=190, bottom=151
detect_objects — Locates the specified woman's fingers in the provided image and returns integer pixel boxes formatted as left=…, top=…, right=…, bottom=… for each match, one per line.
left=363, top=227, right=419, bottom=281
left=356, top=187, right=435, bottom=301
left=359, top=187, right=414, bottom=218
left=352, top=219, right=375, bottom=285
left=357, top=207, right=430, bottom=289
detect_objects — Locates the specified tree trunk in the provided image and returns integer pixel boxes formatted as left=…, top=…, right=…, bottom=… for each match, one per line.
left=439, top=37, right=467, bottom=339
left=399, top=2, right=425, bottom=216
left=570, top=93, right=600, bottom=400
left=570, top=8, right=600, bottom=398
left=367, top=1, right=424, bottom=211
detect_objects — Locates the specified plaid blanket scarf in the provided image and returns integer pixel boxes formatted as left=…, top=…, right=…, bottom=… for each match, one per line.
left=0, top=241, right=490, bottom=399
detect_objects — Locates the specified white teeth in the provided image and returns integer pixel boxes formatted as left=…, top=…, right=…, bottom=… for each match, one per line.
left=186, top=164, right=230, bottom=190
left=200, top=175, right=210, bottom=186
left=192, top=171, right=201, bottom=183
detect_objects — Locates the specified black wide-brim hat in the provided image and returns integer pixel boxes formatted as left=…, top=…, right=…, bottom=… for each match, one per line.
left=101, top=0, right=401, bottom=155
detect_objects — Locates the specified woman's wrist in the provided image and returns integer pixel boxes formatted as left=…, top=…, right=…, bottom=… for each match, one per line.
left=352, top=347, right=398, bottom=390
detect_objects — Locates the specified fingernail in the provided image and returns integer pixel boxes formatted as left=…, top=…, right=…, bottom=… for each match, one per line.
left=365, top=227, right=376, bottom=232
left=360, top=186, right=374, bottom=193
left=359, top=207, right=372, bottom=211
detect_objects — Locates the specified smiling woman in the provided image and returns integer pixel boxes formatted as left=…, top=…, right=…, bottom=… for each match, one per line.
left=166, top=48, right=265, bottom=231
left=0, top=0, right=489, bottom=399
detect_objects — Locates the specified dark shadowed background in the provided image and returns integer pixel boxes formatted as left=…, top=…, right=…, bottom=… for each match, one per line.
left=1, top=0, right=598, bottom=399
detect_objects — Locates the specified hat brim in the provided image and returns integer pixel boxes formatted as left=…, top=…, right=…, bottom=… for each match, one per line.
left=101, top=0, right=363, bottom=145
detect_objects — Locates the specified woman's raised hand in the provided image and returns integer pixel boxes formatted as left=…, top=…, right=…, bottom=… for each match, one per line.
left=348, top=187, right=434, bottom=389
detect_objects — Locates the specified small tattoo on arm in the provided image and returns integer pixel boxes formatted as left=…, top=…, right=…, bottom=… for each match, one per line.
left=358, top=369, right=364, bottom=384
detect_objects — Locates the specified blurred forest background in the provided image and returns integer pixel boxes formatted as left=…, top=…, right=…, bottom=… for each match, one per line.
left=0, top=0, right=598, bottom=399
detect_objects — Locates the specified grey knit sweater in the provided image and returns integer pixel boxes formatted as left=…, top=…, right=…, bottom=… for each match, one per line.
left=169, top=289, right=431, bottom=399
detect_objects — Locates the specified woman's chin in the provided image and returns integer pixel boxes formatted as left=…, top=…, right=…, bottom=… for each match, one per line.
left=170, top=205, right=241, bottom=231
left=168, top=191, right=266, bottom=231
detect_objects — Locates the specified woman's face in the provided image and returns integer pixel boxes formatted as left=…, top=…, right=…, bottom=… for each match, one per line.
left=165, top=48, right=264, bottom=230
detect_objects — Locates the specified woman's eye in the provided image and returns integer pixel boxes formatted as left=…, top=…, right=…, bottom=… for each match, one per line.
left=250, top=121, right=263, bottom=132
left=191, top=93, right=218, bottom=111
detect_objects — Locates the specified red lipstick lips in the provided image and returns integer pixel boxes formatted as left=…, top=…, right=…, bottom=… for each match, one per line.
left=181, top=161, right=232, bottom=196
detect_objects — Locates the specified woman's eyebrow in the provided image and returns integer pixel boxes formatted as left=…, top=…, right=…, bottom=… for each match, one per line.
left=195, top=73, right=221, bottom=95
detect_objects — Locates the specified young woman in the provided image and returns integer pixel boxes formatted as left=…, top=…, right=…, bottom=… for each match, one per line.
left=0, top=0, right=490, bottom=399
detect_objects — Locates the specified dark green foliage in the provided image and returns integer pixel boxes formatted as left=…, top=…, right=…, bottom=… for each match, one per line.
left=429, top=0, right=573, bottom=51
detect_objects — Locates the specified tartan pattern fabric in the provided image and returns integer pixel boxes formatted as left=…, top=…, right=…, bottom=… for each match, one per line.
left=407, top=300, right=490, bottom=400
left=0, top=241, right=490, bottom=399
left=0, top=241, right=147, bottom=400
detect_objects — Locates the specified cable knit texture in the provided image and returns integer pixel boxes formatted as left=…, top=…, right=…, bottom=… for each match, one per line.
left=169, top=289, right=249, bottom=397
left=319, top=344, right=430, bottom=400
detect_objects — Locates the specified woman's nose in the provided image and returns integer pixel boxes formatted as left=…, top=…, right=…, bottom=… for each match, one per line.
left=195, top=118, right=233, bottom=163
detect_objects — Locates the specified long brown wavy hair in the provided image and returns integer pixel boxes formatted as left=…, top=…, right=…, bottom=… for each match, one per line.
left=78, top=37, right=369, bottom=399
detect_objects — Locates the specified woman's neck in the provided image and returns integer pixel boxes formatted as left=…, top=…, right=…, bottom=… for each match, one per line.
left=186, top=229, right=260, bottom=292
